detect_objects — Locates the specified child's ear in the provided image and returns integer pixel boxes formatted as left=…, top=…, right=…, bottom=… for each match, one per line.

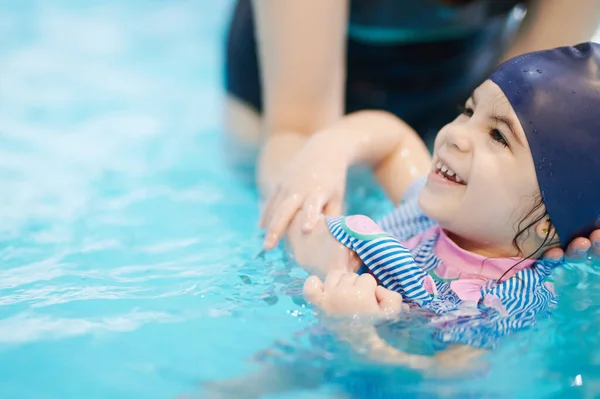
left=534, top=219, right=554, bottom=240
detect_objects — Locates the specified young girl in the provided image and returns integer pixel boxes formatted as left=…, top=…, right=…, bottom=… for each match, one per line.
left=201, top=42, right=600, bottom=399
left=258, top=41, right=600, bottom=367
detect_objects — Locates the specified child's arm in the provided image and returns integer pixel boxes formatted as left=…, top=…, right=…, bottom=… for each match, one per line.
left=304, top=271, right=486, bottom=375
left=336, top=324, right=486, bottom=375
left=260, top=110, right=431, bottom=250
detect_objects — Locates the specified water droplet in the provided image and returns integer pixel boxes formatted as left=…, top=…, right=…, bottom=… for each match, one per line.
left=523, top=68, right=529, bottom=72
left=534, top=129, right=538, bottom=134
left=517, top=91, right=521, bottom=94
left=536, top=69, right=543, bottom=74
left=572, top=90, right=577, bottom=94
left=509, top=80, right=513, bottom=83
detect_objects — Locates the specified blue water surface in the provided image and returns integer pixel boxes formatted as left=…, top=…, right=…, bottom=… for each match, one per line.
left=1, top=1, right=600, bottom=398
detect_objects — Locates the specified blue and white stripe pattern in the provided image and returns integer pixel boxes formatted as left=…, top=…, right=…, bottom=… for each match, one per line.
left=325, top=178, right=560, bottom=348
left=327, top=216, right=434, bottom=307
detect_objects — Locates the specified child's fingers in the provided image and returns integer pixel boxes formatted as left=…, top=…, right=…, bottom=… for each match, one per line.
left=355, top=273, right=378, bottom=291
left=303, top=276, right=325, bottom=305
left=375, top=286, right=404, bottom=314
left=263, top=196, right=303, bottom=250
left=324, top=270, right=345, bottom=290
left=301, top=192, right=327, bottom=232
left=339, top=272, right=359, bottom=287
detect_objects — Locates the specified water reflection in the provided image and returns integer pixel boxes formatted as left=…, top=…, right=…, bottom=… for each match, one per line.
left=0, top=310, right=183, bottom=345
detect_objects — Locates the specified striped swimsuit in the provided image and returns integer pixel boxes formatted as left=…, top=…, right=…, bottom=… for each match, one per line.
left=326, top=178, right=559, bottom=348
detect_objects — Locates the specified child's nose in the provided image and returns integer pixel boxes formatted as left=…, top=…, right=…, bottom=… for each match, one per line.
left=444, top=125, right=473, bottom=153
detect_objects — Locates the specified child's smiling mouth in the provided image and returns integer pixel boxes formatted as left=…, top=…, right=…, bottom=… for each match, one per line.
left=432, top=158, right=467, bottom=185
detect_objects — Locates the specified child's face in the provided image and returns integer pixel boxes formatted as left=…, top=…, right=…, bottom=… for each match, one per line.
left=419, top=80, right=543, bottom=257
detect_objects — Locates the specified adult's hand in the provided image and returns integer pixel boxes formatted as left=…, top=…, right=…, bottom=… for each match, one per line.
left=543, top=230, right=600, bottom=262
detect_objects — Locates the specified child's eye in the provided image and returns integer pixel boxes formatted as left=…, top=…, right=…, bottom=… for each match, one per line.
left=459, top=105, right=474, bottom=117
left=489, top=128, right=509, bottom=148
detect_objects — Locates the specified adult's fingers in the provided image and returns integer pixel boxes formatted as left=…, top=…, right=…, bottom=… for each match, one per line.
left=301, top=192, right=327, bottom=232
left=259, top=186, right=282, bottom=228
left=542, top=247, right=564, bottom=261
left=263, top=195, right=303, bottom=250
left=590, top=230, right=600, bottom=260
left=565, top=237, right=591, bottom=263
left=323, top=196, right=343, bottom=216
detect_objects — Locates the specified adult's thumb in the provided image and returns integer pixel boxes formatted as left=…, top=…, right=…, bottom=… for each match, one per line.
left=324, top=197, right=343, bottom=216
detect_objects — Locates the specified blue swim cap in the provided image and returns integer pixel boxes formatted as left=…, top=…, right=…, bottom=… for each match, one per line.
left=490, top=42, right=600, bottom=247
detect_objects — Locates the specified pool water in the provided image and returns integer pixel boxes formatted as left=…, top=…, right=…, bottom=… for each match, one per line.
left=1, top=1, right=600, bottom=398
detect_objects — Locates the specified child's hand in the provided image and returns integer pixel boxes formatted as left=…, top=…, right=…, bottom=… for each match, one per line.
left=259, top=130, right=350, bottom=250
left=303, top=271, right=406, bottom=318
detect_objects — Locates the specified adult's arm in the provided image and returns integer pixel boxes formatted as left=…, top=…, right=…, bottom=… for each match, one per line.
left=253, top=0, right=349, bottom=196
left=503, top=0, right=600, bottom=61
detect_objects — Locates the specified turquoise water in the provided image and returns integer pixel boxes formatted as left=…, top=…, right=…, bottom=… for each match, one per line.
left=1, top=1, right=600, bottom=398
